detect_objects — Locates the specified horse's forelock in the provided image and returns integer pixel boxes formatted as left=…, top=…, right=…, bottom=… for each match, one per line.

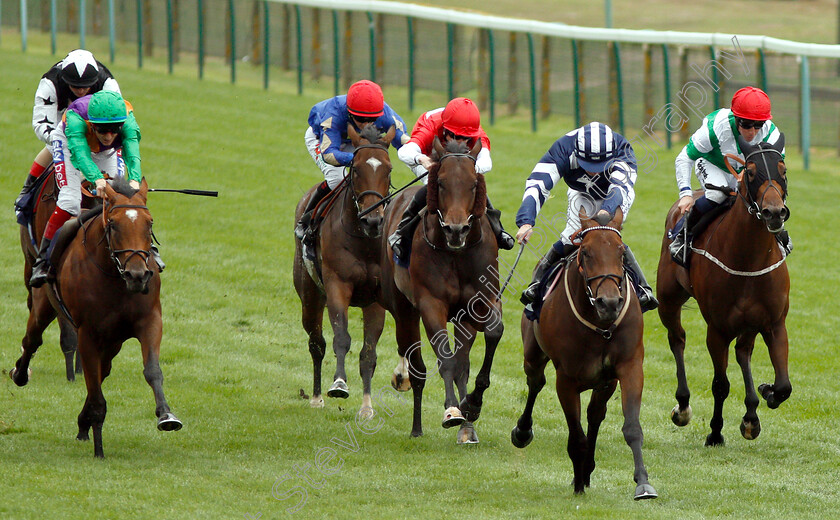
left=359, top=124, right=383, bottom=145
left=445, top=139, right=469, bottom=154
left=110, top=177, right=137, bottom=198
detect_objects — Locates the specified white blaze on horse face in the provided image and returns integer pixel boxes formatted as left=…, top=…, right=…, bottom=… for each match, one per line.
left=125, top=209, right=138, bottom=222
left=365, top=157, right=383, bottom=174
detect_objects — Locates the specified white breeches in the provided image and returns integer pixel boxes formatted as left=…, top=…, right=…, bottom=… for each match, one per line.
left=305, top=127, right=348, bottom=190
left=51, top=127, right=124, bottom=215
left=695, top=158, right=737, bottom=204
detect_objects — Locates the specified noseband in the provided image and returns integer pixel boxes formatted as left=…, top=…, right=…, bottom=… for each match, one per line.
left=348, top=143, right=391, bottom=218
left=574, top=225, right=626, bottom=306
left=103, top=203, right=153, bottom=277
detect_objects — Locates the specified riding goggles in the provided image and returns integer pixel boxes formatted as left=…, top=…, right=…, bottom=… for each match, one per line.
left=737, top=118, right=765, bottom=130
left=92, top=122, right=124, bottom=134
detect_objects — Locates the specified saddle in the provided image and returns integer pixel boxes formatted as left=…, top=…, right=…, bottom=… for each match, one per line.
left=309, top=180, right=349, bottom=238
left=49, top=205, right=104, bottom=266
left=668, top=194, right=735, bottom=267
left=16, top=167, right=55, bottom=231
left=523, top=252, right=576, bottom=322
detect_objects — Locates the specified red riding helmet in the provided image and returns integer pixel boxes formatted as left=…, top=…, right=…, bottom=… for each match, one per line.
left=441, top=97, right=481, bottom=137
left=731, top=87, right=772, bottom=120
left=347, top=80, right=384, bottom=118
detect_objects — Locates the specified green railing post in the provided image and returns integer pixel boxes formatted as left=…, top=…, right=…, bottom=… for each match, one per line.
left=662, top=44, right=672, bottom=149
left=800, top=55, right=810, bottom=170
left=20, top=0, right=27, bottom=51
left=571, top=40, right=581, bottom=127
left=757, top=48, right=768, bottom=93
left=197, top=0, right=204, bottom=79
left=526, top=33, right=537, bottom=132
left=108, top=0, right=115, bottom=62
left=50, top=0, right=57, bottom=55
left=366, top=12, right=376, bottom=82
left=407, top=17, right=415, bottom=111
left=166, top=0, right=174, bottom=74
left=709, top=45, right=719, bottom=108
left=229, top=0, right=236, bottom=84
left=488, top=29, right=495, bottom=126
left=137, top=0, right=143, bottom=68
left=294, top=5, right=302, bottom=94
left=80, top=0, right=86, bottom=48
left=332, top=10, right=340, bottom=96
left=263, top=1, right=270, bottom=90
left=447, top=23, right=455, bottom=100
left=612, top=41, right=624, bottom=134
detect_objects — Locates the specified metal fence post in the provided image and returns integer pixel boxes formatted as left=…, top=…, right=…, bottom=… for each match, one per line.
left=197, top=0, right=204, bottom=78
left=366, top=11, right=375, bottom=82
left=136, top=0, right=143, bottom=68
left=527, top=32, right=537, bottom=132
left=757, top=48, right=767, bottom=93
left=51, top=0, right=58, bottom=55
left=80, top=0, right=86, bottom=48
left=407, top=17, right=415, bottom=111
left=229, top=0, right=236, bottom=84
left=488, top=29, right=495, bottom=125
left=800, top=55, right=810, bottom=170
left=108, top=0, right=115, bottom=61
left=447, top=23, right=455, bottom=100
left=662, top=44, right=672, bottom=149
left=332, top=10, right=340, bottom=96
left=167, top=0, right=174, bottom=74
left=20, top=0, right=27, bottom=51
left=295, top=4, right=302, bottom=93
left=264, top=1, right=270, bottom=90
left=571, top=39, right=582, bottom=127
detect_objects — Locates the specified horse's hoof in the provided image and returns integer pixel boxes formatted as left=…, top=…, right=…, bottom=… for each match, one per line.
left=410, top=429, right=423, bottom=438
left=457, top=425, right=479, bottom=445
left=511, top=426, right=534, bottom=449
left=9, top=367, right=31, bottom=387
left=391, top=372, right=411, bottom=392
left=758, top=383, right=783, bottom=409
left=357, top=406, right=375, bottom=420
left=634, top=483, right=658, bottom=500
left=76, top=432, right=90, bottom=442
left=442, top=407, right=465, bottom=429
left=740, top=419, right=761, bottom=440
left=327, top=379, right=349, bottom=399
left=157, top=413, right=183, bottom=432
left=309, top=395, right=325, bottom=408
left=670, top=404, right=692, bottom=426
left=704, top=431, right=725, bottom=447
left=458, top=396, right=481, bottom=423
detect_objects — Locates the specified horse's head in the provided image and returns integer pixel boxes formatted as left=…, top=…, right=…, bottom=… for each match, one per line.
left=102, top=178, right=155, bottom=293
left=735, top=133, right=789, bottom=234
left=576, top=207, right=626, bottom=322
left=427, top=137, right=486, bottom=250
left=347, top=123, right=394, bottom=238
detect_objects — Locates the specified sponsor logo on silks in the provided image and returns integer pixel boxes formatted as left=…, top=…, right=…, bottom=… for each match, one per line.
left=52, top=140, right=67, bottom=186
left=52, top=140, right=65, bottom=163
left=116, top=148, right=126, bottom=179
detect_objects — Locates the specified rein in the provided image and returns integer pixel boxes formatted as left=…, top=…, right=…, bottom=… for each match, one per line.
left=423, top=151, right=483, bottom=251
left=563, top=266, right=632, bottom=340
left=724, top=150, right=789, bottom=223
left=84, top=203, right=153, bottom=277
left=342, top=143, right=391, bottom=238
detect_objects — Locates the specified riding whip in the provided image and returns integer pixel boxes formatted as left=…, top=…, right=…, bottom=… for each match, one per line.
left=358, top=171, right=429, bottom=217
left=496, top=242, right=526, bottom=301
left=149, top=188, right=219, bottom=197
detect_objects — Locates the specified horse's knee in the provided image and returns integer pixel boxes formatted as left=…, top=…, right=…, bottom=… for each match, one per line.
left=143, top=363, right=164, bottom=385
left=711, top=376, right=730, bottom=399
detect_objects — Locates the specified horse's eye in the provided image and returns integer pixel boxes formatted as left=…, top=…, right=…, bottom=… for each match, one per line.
left=438, top=181, right=445, bottom=190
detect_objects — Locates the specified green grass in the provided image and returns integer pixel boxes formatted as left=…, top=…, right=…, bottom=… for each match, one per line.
left=1, top=45, right=840, bottom=520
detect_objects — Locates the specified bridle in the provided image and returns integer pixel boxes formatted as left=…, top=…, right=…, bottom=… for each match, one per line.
left=574, top=225, right=626, bottom=306
left=102, top=203, right=154, bottom=277
left=435, top=152, right=478, bottom=232
left=724, top=148, right=789, bottom=226
left=347, top=143, right=391, bottom=219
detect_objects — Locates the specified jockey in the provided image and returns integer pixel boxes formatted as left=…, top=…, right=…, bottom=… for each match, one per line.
left=669, top=86, right=791, bottom=265
left=29, top=90, right=162, bottom=287
left=389, top=97, right=515, bottom=260
left=15, top=49, right=120, bottom=219
left=515, top=122, right=658, bottom=312
left=294, top=80, right=410, bottom=252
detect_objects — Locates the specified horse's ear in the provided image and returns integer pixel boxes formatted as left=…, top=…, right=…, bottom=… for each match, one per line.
left=610, top=207, right=624, bottom=229
left=347, top=123, right=361, bottom=146
left=469, top=138, right=481, bottom=158
left=383, top=125, right=396, bottom=147
left=139, top=177, right=149, bottom=199
left=433, top=136, right=445, bottom=158
left=772, top=132, right=785, bottom=155
left=578, top=206, right=591, bottom=227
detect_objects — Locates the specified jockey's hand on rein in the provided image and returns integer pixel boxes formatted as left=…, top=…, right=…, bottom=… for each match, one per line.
left=95, top=178, right=107, bottom=197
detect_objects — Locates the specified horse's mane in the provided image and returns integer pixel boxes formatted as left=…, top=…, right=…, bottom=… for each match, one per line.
left=426, top=140, right=486, bottom=218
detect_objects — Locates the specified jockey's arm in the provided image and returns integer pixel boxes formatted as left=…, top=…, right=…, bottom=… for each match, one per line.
left=64, top=112, right=103, bottom=183
left=397, top=141, right=431, bottom=179
left=32, top=78, right=59, bottom=144
left=475, top=146, right=491, bottom=174
left=120, top=112, right=142, bottom=182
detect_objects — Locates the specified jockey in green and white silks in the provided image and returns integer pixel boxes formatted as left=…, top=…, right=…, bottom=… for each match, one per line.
left=670, top=87, right=791, bottom=264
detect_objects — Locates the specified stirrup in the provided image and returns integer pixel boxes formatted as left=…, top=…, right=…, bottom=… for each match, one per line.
left=520, top=282, right=539, bottom=305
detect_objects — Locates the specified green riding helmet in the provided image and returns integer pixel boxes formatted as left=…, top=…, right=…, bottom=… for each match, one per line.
left=88, top=90, right=127, bottom=124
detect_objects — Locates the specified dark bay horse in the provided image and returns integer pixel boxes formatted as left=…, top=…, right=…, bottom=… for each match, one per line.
left=11, top=178, right=181, bottom=458
left=656, top=135, right=791, bottom=446
left=293, top=124, right=395, bottom=416
left=380, top=138, right=503, bottom=444
left=17, top=165, right=86, bottom=381
left=511, top=208, right=657, bottom=499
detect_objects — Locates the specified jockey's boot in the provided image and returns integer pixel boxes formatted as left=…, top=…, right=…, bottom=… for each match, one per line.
left=151, top=244, right=165, bottom=272
left=388, top=186, right=427, bottom=262
left=294, top=181, right=332, bottom=242
left=623, top=245, right=659, bottom=313
left=485, top=198, right=515, bottom=251
left=14, top=174, right=39, bottom=224
left=29, top=236, right=53, bottom=288
left=776, top=230, right=793, bottom=255
left=520, top=244, right=570, bottom=305
left=669, top=197, right=716, bottom=267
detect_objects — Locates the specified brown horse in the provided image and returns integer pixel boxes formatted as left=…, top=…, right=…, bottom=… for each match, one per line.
left=11, top=178, right=181, bottom=458
left=380, top=138, right=503, bottom=444
left=17, top=165, right=86, bottom=381
left=511, top=208, right=657, bottom=499
left=293, top=124, right=395, bottom=415
left=656, top=135, right=790, bottom=446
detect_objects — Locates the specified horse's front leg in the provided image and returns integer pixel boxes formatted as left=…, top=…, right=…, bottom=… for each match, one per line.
left=392, top=308, right=424, bottom=437
left=705, top=327, right=731, bottom=447
left=511, top=315, right=548, bottom=449
left=136, top=313, right=182, bottom=433
left=556, top=375, right=587, bottom=495
left=452, top=322, right=478, bottom=444
left=656, top=257, right=693, bottom=426
left=419, top=299, right=463, bottom=429
left=325, top=281, right=354, bottom=399
left=358, top=303, right=385, bottom=419
left=460, top=296, right=504, bottom=424
left=616, top=354, right=657, bottom=500
left=734, top=333, right=761, bottom=440
left=76, top=328, right=108, bottom=458
left=758, top=322, right=792, bottom=409
left=58, top=315, right=80, bottom=382
left=583, top=379, right=617, bottom=489
left=10, top=286, right=56, bottom=387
